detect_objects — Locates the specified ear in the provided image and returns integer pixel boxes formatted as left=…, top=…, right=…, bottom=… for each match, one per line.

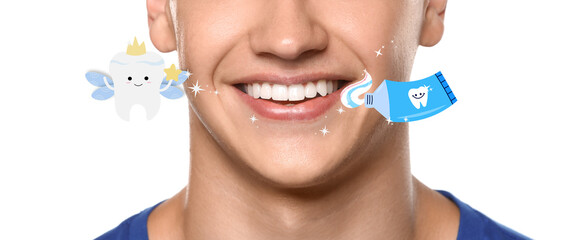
left=419, top=0, right=447, bottom=47
left=147, top=0, right=176, bottom=52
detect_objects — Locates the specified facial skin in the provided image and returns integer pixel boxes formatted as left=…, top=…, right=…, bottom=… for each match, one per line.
left=159, top=0, right=429, bottom=187
left=147, top=0, right=454, bottom=239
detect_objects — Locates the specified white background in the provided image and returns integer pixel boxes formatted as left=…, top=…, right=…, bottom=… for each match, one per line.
left=1, top=1, right=582, bottom=239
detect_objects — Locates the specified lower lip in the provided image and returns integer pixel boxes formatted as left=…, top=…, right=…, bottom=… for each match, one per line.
left=235, top=87, right=342, bottom=121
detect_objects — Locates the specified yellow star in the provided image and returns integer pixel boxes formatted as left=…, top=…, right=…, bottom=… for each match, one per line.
left=164, top=64, right=182, bottom=82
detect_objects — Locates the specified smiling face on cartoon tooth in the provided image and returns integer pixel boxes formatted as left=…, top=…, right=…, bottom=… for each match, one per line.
left=411, top=92, right=425, bottom=99
left=109, top=52, right=165, bottom=92
left=408, top=86, right=429, bottom=109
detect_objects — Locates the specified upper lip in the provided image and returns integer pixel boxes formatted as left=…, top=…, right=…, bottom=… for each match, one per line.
left=232, top=72, right=356, bottom=85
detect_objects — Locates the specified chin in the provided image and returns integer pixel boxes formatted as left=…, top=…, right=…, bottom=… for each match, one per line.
left=240, top=138, right=348, bottom=189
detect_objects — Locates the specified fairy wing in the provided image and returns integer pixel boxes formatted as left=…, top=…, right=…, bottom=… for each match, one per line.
left=160, top=86, right=184, bottom=99
left=92, top=86, right=114, bottom=100
left=160, top=71, right=188, bottom=99
left=86, top=71, right=114, bottom=87
left=86, top=71, right=114, bottom=100
left=160, top=71, right=189, bottom=88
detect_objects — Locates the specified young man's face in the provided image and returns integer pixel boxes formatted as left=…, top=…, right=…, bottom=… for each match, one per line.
left=155, top=0, right=442, bottom=187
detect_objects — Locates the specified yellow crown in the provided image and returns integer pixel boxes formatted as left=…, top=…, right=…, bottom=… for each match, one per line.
left=126, top=37, right=146, bottom=56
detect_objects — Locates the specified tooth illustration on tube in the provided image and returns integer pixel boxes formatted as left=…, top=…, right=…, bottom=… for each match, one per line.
left=408, top=85, right=429, bottom=109
left=85, top=37, right=189, bottom=121
left=341, top=71, right=457, bottom=122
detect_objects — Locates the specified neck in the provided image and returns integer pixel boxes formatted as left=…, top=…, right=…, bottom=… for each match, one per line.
left=148, top=110, right=459, bottom=240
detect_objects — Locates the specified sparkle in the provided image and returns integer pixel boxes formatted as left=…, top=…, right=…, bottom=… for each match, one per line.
left=250, top=114, right=258, bottom=124
left=188, top=80, right=205, bottom=97
left=404, top=117, right=408, bottom=122
left=386, top=118, right=392, bottom=125
left=319, top=126, right=330, bottom=136
left=337, top=107, right=345, bottom=114
left=214, top=90, right=220, bottom=95
left=184, top=70, right=192, bottom=78
left=374, top=46, right=384, bottom=57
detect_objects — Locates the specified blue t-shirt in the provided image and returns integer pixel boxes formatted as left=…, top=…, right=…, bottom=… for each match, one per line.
left=95, top=190, right=530, bottom=240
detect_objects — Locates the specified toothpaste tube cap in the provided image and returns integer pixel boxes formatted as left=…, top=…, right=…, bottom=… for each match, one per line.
left=365, top=93, right=374, bottom=108
left=363, top=81, right=391, bottom=119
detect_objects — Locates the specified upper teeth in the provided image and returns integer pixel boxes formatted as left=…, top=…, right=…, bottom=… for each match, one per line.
left=245, top=80, right=339, bottom=101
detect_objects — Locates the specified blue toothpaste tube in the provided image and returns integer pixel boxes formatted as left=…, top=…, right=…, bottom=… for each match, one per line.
left=341, top=71, right=457, bottom=122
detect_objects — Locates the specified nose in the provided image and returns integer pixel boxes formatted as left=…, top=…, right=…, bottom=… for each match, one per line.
left=249, top=1, right=328, bottom=60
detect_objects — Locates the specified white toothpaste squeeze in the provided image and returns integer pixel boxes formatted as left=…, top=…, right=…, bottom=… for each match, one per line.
left=340, top=70, right=373, bottom=108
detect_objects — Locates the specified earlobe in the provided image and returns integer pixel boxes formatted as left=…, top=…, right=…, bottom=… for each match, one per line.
left=147, top=0, right=176, bottom=52
left=419, top=0, right=447, bottom=47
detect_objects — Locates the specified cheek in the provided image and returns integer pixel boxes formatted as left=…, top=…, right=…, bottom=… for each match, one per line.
left=186, top=87, right=226, bottom=130
left=125, top=82, right=131, bottom=84
left=314, top=1, right=419, bottom=79
left=175, top=1, right=260, bottom=74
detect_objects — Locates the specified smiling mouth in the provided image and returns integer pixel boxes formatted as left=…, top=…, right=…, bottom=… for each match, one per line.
left=412, top=93, right=425, bottom=99
left=233, top=79, right=349, bottom=121
left=235, top=80, right=348, bottom=106
left=134, top=84, right=143, bottom=87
